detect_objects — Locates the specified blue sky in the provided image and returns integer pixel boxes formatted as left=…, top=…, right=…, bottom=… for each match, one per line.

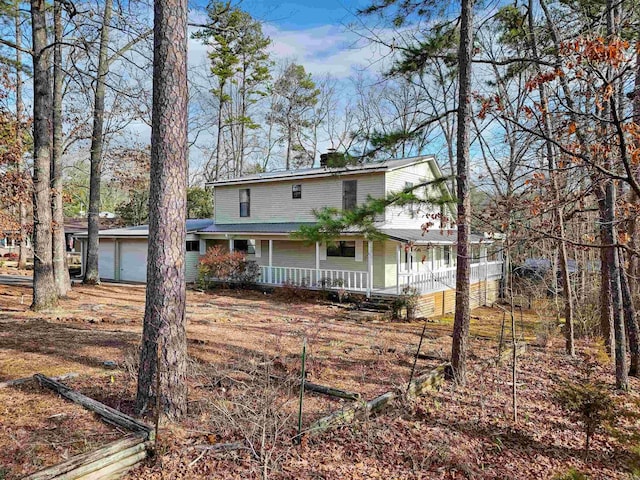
left=192, top=0, right=371, bottom=30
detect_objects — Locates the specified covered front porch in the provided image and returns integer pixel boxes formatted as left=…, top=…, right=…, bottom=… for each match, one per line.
left=197, top=230, right=503, bottom=298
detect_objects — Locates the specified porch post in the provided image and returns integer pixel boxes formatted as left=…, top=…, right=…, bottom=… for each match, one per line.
left=483, top=246, right=489, bottom=305
left=315, top=241, right=320, bottom=286
left=80, top=239, right=84, bottom=277
left=228, top=238, right=234, bottom=252
left=396, top=243, right=401, bottom=295
left=268, top=239, right=273, bottom=283
left=367, top=240, right=373, bottom=298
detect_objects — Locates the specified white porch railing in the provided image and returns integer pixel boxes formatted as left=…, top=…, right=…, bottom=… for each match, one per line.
left=256, top=261, right=503, bottom=296
left=258, top=266, right=369, bottom=292
left=398, top=261, right=503, bottom=295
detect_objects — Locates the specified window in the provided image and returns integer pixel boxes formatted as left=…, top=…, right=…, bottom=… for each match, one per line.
left=327, top=241, right=356, bottom=258
left=239, top=188, right=250, bottom=217
left=186, top=240, right=199, bottom=252
left=443, top=246, right=451, bottom=265
left=342, top=180, right=357, bottom=211
left=234, top=239, right=255, bottom=254
left=404, top=181, right=413, bottom=191
left=292, top=184, right=302, bottom=199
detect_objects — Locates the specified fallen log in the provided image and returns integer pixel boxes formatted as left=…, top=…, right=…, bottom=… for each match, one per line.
left=307, top=363, right=449, bottom=436
left=24, top=434, right=149, bottom=480
left=33, top=374, right=153, bottom=440
left=0, top=372, right=78, bottom=389
left=406, top=363, right=448, bottom=399
left=303, top=381, right=360, bottom=401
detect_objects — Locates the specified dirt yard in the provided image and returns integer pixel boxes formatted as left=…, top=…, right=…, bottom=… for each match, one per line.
left=0, top=281, right=639, bottom=479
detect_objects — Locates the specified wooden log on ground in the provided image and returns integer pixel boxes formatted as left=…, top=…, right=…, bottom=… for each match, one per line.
left=303, top=381, right=360, bottom=401
left=307, top=402, right=363, bottom=435
left=308, top=363, right=449, bottom=436
left=74, top=447, right=148, bottom=480
left=308, top=391, right=397, bottom=435
left=0, top=372, right=78, bottom=389
left=33, top=374, right=153, bottom=440
left=406, top=363, right=448, bottom=399
left=24, top=434, right=148, bottom=480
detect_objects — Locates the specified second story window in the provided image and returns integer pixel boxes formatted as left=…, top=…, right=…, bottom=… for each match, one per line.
left=342, top=180, right=357, bottom=211
left=292, top=184, right=302, bottom=199
left=239, top=189, right=250, bottom=217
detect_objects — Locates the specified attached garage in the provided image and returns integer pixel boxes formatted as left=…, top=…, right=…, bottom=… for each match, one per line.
left=98, top=239, right=115, bottom=279
left=75, top=219, right=214, bottom=284
left=119, top=240, right=148, bottom=282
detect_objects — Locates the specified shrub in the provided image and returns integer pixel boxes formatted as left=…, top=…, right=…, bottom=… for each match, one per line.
left=392, top=286, right=421, bottom=320
left=553, top=360, right=615, bottom=458
left=197, top=245, right=260, bottom=288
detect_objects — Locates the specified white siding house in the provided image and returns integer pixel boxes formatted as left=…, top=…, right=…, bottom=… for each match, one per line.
left=74, top=155, right=503, bottom=314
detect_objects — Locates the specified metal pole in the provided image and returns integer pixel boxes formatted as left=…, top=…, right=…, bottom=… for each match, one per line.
left=407, top=321, right=428, bottom=393
left=296, top=337, right=307, bottom=444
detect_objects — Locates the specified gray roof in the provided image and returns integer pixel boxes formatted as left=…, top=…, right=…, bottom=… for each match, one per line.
left=200, top=222, right=466, bottom=244
left=208, top=155, right=437, bottom=187
left=199, top=222, right=318, bottom=234
left=379, top=228, right=486, bottom=244
left=74, top=219, right=214, bottom=238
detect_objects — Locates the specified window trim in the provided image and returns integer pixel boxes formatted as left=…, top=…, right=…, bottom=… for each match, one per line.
left=326, top=241, right=356, bottom=258
left=342, top=180, right=357, bottom=211
left=239, top=188, right=250, bottom=217
left=234, top=239, right=255, bottom=254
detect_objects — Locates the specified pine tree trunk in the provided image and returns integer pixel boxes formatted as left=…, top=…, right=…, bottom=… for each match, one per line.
left=52, top=0, right=71, bottom=297
left=135, top=0, right=189, bottom=420
left=30, top=0, right=58, bottom=311
left=450, top=0, right=474, bottom=385
left=15, top=6, right=28, bottom=270
left=84, top=0, right=113, bottom=284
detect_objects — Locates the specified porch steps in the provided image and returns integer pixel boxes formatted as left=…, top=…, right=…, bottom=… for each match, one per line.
left=357, top=295, right=395, bottom=313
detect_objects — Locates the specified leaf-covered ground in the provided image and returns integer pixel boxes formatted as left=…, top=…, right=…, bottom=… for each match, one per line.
left=0, top=281, right=638, bottom=479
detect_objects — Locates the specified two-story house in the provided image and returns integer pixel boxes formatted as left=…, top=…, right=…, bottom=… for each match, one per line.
left=75, top=155, right=503, bottom=316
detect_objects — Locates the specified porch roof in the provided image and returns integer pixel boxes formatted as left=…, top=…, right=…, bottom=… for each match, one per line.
left=198, top=222, right=359, bottom=235
left=379, top=228, right=487, bottom=245
left=197, top=222, right=485, bottom=244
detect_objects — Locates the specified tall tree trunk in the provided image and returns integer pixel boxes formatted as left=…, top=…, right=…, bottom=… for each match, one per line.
left=30, top=0, right=58, bottom=310
left=215, top=79, right=226, bottom=180
left=52, top=0, right=71, bottom=297
left=620, top=262, right=640, bottom=376
left=15, top=4, right=28, bottom=270
left=598, top=195, right=615, bottom=357
left=605, top=0, right=628, bottom=390
left=450, top=0, right=474, bottom=385
left=83, top=0, right=113, bottom=284
left=135, top=0, right=189, bottom=419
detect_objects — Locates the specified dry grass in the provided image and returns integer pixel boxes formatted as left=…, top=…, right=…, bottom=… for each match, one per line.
left=0, top=281, right=638, bottom=479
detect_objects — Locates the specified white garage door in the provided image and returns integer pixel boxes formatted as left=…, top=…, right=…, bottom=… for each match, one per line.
left=119, top=240, right=148, bottom=282
left=98, top=239, right=115, bottom=279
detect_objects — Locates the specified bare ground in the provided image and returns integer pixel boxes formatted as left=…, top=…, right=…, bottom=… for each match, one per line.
left=0, top=281, right=638, bottom=479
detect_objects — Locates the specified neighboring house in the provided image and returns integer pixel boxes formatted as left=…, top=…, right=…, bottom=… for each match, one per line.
left=75, top=155, right=503, bottom=316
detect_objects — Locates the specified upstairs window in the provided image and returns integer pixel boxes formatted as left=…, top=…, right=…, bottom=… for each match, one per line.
left=239, top=189, right=250, bottom=217
left=186, top=240, right=199, bottom=252
left=342, top=180, right=357, bottom=211
left=292, top=184, right=302, bottom=199
left=327, top=241, right=356, bottom=258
